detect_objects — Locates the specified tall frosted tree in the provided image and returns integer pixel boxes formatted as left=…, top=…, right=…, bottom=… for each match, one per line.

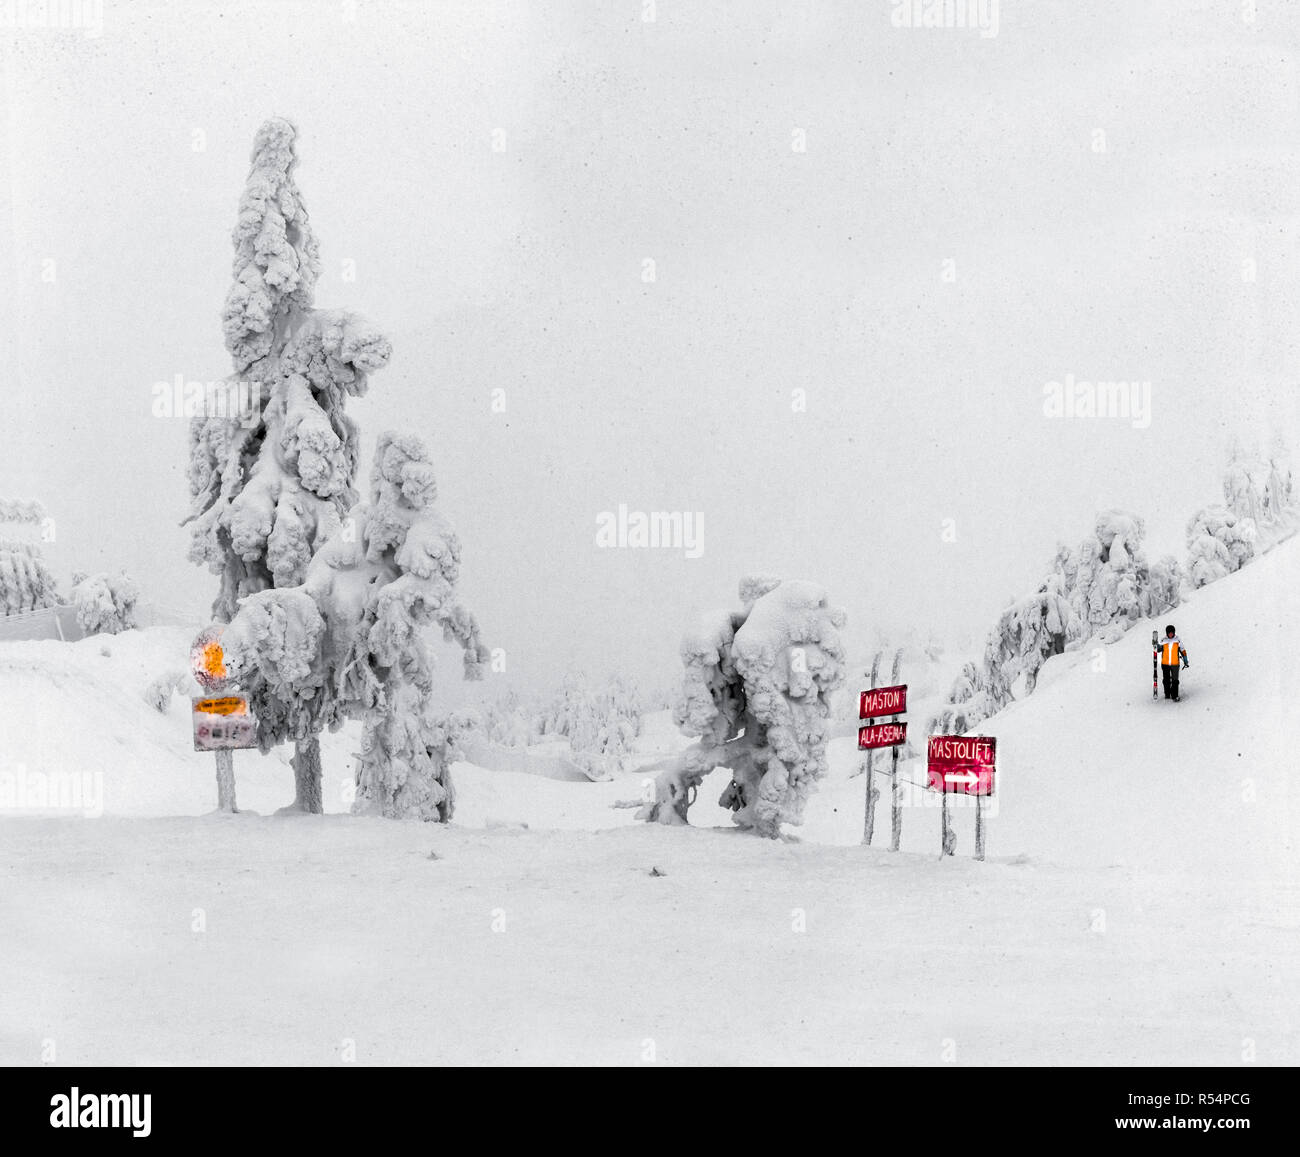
left=184, top=117, right=391, bottom=810
left=222, top=432, right=488, bottom=820
left=638, top=578, right=845, bottom=838
left=982, top=573, right=1077, bottom=698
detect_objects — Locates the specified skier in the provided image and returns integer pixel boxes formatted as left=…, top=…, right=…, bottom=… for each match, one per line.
left=1155, top=624, right=1189, bottom=701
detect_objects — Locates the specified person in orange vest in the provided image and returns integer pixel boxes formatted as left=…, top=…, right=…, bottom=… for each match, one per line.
left=1156, top=624, right=1190, bottom=701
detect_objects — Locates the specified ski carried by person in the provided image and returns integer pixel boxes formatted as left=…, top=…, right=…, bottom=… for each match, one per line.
left=1155, top=624, right=1189, bottom=702
left=1152, top=630, right=1158, bottom=699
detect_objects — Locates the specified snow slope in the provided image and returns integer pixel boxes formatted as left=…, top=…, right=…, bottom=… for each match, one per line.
left=0, top=541, right=1296, bottom=1064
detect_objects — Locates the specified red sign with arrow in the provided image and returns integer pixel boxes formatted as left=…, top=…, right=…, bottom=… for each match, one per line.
left=927, top=735, right=996, bottom=795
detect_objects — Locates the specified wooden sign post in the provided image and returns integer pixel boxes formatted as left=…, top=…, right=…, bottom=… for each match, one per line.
left=858, top=650, right=906, bottom=850
left=861, top=651, right=881, bottom=844
left=926, top=735, right=997, bottom=861
left=190, top=626, right=257, bottom=812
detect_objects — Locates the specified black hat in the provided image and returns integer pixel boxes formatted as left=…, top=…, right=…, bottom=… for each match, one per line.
left=1165, top=624, right=1176, bottom=635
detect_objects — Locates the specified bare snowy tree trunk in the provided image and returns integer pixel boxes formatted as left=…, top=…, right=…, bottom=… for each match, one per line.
left=291, top=735, right=323, bottom=814
left=889, top=647, right=903, bottom=852
left=889, top=756, right=902, bottom=852
left=436, top=757, right=455, bottom=823
left=863, top=763, right=878, bottom=845
left=862, top=648, right=882, bottom=845
left=215, top=750, right=237, bottom=813
left=642, top=766, right=694, bottom=824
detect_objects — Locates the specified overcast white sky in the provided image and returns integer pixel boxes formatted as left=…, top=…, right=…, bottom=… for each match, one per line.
left=2, top=1, right=1297, bottom=690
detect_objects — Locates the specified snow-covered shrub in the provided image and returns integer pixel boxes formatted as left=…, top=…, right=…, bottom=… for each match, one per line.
left=1147, top=553, right=1185, bottom=613
left=70, top=571, right=139, bottom=635
left=638, top=578, right=846, bottom=838
left=478, top=690, right=538, bottom=748
left=0, top=542, right=59, bottom=616
left=1186, top=505, right=1256, bottom=589
left=144, top=669, right=187, bottom=712
left=537, top=670, right=644, bottom=775
left=223, top=432, right=487, bottom=821
left=0, top=499, right=59, bottom=616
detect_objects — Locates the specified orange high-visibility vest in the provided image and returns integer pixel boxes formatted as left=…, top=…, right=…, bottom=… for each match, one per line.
left=1159, top=638, right=1181, bottom=665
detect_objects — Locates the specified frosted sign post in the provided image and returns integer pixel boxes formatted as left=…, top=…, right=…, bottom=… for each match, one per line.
left=858, top=653, right=906, bottom=850
left=927, top=735, right=996, bottom=861
left=190, top=626, right=256, bottom=812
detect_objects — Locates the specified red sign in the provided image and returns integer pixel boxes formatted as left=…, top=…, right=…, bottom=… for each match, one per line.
left=927, top=735, right=996, bottom=795
left=859, top=684, right=907, bottom=719
left=858, top=721, right=907, bottom=750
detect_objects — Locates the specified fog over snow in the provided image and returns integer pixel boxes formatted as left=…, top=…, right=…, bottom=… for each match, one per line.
left=3, top=0, right=1297, bottom=689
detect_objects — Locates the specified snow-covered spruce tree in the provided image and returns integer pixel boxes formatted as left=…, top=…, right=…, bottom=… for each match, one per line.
left=1221, top=438, right=1295, bottom=540
left=637, top=578, right=845, bottom=838
left=928, top=661, right=1003, bottom=736
left=982, top=574, right=1076, bottom=698
left=184, top=117, right=391, bottom=811
left=0, top=499, right=60, bottom=616
left=222, top=432, right=488, bottom=821
left=70, top=571, right=139, bottom=635
left=1056, top=510, right=1178, bottom=638
left=1223, top=450, right=1264, bottom=529
left=1186, top=506, right=1256, bottom=589
left=1263, top=435, right=1294, bottom=524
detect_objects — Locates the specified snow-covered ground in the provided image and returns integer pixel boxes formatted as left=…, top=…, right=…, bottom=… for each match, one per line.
left=1, top=541, right=1296, bottom=1064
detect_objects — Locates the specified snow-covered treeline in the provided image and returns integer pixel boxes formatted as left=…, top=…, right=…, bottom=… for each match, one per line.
left=931, top=442, right=1295, bottom=736
left=474, top=671, right=647, bottom=777
left=930, top=509, right=1179, bottom=734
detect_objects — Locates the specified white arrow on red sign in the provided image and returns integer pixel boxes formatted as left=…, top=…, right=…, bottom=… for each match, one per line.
left=927, top=735, right=996, bottom=796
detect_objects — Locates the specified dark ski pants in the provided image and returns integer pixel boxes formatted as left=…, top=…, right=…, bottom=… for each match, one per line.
left=1161, top=664, right=1180, bottom=699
